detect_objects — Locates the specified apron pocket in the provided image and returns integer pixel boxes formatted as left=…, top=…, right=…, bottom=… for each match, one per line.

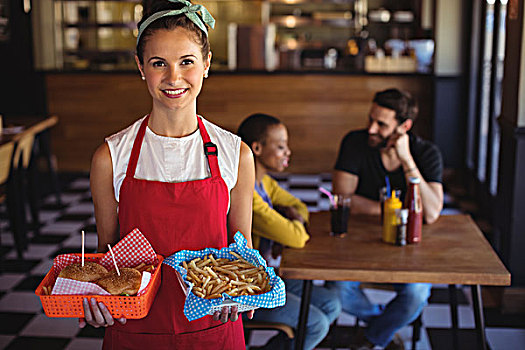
left=175, top=321, right=244, bottom=349
left=107, top=331, right=174, bottom=350
left=105, top=321, right=245, bottom=350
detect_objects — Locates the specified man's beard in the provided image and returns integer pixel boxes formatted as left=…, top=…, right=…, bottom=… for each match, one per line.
left=368, top=133, right=390, bottom=149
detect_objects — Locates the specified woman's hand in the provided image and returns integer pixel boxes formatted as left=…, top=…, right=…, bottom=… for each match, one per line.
left=274, top=205, right=305, bottom=224
left=245, top=309, right=255, bottom=319
left=78, top=298, right=127, bottom=328
left=212, top=306, right=254, bottom=323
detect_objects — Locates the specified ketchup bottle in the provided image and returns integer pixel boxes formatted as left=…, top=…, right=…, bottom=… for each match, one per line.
left=405, top=177, right=423, bottom=243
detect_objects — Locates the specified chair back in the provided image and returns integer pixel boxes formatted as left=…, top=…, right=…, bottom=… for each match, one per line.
left=243, top=320, right=295, bottom=339
left=9, top=115, right=58, bottom=170
left=13, top=131, right=35, bottom=169
left=0, top=141, right=15, bottom=184
left=25, top=115, right=59, bottom=135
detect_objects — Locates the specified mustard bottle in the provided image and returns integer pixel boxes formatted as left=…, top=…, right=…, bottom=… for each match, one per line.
left=382, top=190, right=402, bottom=244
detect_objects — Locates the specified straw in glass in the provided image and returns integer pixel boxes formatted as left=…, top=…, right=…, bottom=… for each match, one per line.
left=318, top=186, right=336, bottom=207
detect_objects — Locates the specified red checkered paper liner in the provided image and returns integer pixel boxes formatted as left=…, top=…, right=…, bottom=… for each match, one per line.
left=98, top=228, right=157, bottom=267
left=50, top=228, right=158, bottom=296
left=51, top=272, right=152, bottom=296
left=52, top=278, right=111, bottom=296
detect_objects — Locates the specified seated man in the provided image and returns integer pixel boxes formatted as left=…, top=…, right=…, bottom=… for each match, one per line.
left=332, top=88, right=443, bottom=350
left=238, top=113, right=341, bottom=350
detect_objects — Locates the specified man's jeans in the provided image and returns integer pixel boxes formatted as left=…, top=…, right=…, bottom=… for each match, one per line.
left=334, top=281, right=431, bottom=347
left=249, top=279, right=342, bottom=350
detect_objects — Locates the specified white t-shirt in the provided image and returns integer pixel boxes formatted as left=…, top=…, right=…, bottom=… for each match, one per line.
left=105, top=115, right=241, bottom=210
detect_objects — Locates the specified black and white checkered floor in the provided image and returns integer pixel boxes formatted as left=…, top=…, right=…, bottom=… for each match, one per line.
left=0, top=173, right=524, bottom=349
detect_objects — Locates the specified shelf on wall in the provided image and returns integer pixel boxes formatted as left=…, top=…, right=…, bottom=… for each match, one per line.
left=64, top=22, right=137, bottom=29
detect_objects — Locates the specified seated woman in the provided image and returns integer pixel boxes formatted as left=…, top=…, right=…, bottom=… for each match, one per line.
left=238, top=113, right=341, bottom=350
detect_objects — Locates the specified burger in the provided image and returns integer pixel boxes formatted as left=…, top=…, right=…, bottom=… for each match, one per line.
left=58, top=262, right=108, bottom=282
left=96, top=268, right=142, bottom=296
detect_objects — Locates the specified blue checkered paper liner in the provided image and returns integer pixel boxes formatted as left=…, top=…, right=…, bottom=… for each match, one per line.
left=163, top=232, right=286, bottom=321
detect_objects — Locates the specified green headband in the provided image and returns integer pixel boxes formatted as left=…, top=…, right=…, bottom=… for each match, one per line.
left=136, top=0, right=215, bottom=46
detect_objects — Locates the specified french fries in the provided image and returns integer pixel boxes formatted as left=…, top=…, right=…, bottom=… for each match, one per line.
left=42, top=286, right=51, bottom=295
left=133, top=262, right=156, bottom=273
left=182, top=252, right=271, bottom=299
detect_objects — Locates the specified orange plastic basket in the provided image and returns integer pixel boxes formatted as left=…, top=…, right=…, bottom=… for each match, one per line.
left=35, top=253, right=163, bottom=319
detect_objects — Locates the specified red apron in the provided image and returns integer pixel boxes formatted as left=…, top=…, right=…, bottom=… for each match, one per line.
left=103, top=116, right=245, bottom=350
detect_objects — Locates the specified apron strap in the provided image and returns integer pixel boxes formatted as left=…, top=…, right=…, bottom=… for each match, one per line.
left=197, top=117, right=222, bottom=178
left=126, top=115, right=150, bottom=178
left=126, top=115, right=221, bottom=179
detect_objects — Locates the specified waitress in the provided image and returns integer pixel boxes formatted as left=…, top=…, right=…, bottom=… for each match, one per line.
left=80, top=0, right=255, bottom=348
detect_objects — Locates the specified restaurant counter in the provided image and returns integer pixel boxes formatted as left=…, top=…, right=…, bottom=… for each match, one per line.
left=45, top=72, right=434, bottom=173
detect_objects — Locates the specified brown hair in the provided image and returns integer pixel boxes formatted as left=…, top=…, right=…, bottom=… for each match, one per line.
left=136, top=0, right=211, bottom=65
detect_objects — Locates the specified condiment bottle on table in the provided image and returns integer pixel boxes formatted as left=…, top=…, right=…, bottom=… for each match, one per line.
left=382, top=190, right=402, bottom=244
left=405, top=177, right=423, bottom=243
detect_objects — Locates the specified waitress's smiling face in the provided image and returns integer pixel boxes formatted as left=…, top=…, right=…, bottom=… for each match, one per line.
left=137, top=27, right=211, bottom=113
left=256, top=124, right=291, bottom=173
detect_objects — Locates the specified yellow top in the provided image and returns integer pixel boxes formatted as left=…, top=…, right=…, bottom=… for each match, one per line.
left=252, top=175, right=310, bottom=250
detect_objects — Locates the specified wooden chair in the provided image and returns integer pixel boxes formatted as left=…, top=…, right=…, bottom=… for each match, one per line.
left=0, top=141, right=15, bottom=202
left=0, top=115, right=60, bottom=259
left=243, top=320, right=295, bottom=349
left=21, top=116, right=60, bottom=236
left=24, top=115, right=61, bottom=208
left=0, top=141, right=15, bottom=253
left=8, top=130, right=36, bottom=258
left=11, top=115, right=60, bottom=242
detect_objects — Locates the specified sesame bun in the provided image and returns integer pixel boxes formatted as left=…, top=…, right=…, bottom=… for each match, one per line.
left=58, top=262, right=108, bottom=282
left=96, top=268, right=142, bottom=296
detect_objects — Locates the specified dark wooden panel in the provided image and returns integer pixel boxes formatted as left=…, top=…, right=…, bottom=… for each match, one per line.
left=46, top=74, right=152, bottom=171
left=200, top=74, right=433, bottom=173
left=46, top=73, right=433, bottom=173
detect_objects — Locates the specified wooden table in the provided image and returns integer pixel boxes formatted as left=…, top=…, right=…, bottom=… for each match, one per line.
left=279, top=212, right=511, bottom=350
